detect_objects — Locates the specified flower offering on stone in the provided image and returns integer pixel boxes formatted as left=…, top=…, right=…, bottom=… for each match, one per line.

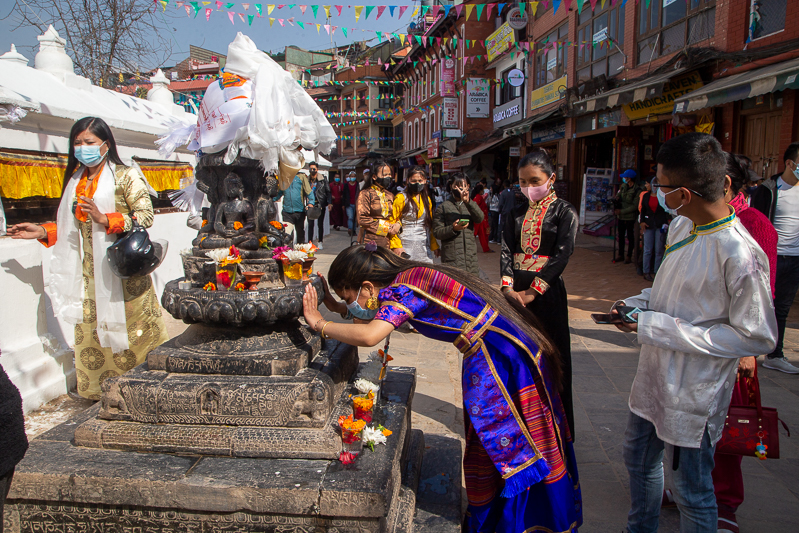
left=203, top=282, right=216, bottom=291
left=352, top=395, right=374, bottom=423
left=362, top=425, right=388, bottom=452
left=283, top=250, right=308, bottom=262
left=354, top=378, right=379, bottom=396
left=293, top=243, right=318, bottom=257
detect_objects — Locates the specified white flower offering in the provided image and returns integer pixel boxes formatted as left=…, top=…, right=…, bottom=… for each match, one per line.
left=283, top=250, right=308, bottom=262
left=205, top=248, right=231, bottom=263
left=354, top=378, right=379, bottom=396
left=362, top=426, right=388, bottom=451
left=293, top=243, right=313, bottom=253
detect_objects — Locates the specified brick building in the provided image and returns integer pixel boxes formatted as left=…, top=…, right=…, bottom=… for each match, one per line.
left=523, top=0, right=798, bottom=216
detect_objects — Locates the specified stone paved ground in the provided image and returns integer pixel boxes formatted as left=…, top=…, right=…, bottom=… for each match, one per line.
left=23, top=229, right=799, bottom=532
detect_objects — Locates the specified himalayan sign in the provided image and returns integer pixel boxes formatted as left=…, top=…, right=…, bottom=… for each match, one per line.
left=440, top=58, right=456, bottom=97
left=442, top=98, right=459, bottom=128
left=466, top=79, right=490, bottom=118
left=623, top=71, right=704, bottom=121
left=530, top=75, right=567, bottom=112
left=486, top=23, right=515, bottom=63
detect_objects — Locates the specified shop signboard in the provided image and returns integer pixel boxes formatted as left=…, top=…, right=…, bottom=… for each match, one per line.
left=592, top=27, right=608, bottom=44
left=440, top=58, right=456, bottom=97
left=507, top=68, right=525, bottom=87
left=444, top=129, right=462, bottom=138
left=432, top=130, right=442, bottom=139
left=466, top=79, right=490, bottom=117
left=427, top=138, right=439, bottom=158
left=507, top=7, right=529, bottom=30
left=509, top=146, right=521, bottom=157
left=442, top=155, right=452, bottom=173
left=623, top=71, right=703, bottom=121
left=530, top=75, right=567, bottom=112
left=493, top=97, right=524, bottom=128
left=530, top=122, right=566, bottom=145
left=442, top=98, right=459, bottom=128
left=486, top=23, right=515, bottom=63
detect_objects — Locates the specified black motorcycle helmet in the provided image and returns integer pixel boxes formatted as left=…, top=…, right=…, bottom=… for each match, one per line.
left=107, top=218, right=168, bottom=279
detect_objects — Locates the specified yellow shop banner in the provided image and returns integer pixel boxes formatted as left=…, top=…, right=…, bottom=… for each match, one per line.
left=623, top=71, right=704, bottom=121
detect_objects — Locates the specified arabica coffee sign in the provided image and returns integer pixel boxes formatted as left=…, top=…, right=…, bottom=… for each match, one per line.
left=493, top=97, right=523, bottom=128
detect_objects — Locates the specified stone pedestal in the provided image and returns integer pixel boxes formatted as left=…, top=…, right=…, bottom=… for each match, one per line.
left=5, top=368, right=423, bottom=533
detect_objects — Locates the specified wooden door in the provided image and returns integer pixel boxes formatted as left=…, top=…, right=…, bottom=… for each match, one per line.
left=743, top=112, right=782, bottom=179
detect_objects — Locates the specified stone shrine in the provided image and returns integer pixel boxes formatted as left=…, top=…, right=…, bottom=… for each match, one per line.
left=5, top=155, right=423, bottom=533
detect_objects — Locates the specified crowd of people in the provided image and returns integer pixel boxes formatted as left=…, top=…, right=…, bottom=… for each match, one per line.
left=2, top=116, right=796, bottom=533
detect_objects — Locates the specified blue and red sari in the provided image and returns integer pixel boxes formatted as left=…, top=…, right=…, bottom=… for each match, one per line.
left=375, top=267, right=582, bottom=533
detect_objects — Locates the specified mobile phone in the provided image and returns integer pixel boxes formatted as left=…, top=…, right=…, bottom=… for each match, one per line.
left=614, top=305, right=649, bottom=323
left=591, top=313, right=623, bottom=325
left=458, top=219, right=470, bottom=225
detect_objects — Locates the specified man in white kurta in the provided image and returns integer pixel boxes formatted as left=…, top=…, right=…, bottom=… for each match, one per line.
left=614, top=133, right=776, bottom=533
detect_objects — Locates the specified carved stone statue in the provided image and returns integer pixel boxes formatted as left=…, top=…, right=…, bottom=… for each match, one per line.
left=194, top=174, right=259, bottom=250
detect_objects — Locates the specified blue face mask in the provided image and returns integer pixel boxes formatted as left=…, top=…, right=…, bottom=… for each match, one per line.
left=346, top=285, right=378, bottom=321
left=745, top=185, right=759, bottom=196
left=335, top=177, right=341, bottom=182
left=656, top=186, right=682, bottom=216
left=74, top=142, right=107, bottom=167
left=792, top=163, right=799, bottom=181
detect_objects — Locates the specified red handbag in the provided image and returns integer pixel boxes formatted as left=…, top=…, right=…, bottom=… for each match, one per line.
left=717, top=376, right=789, bottom=459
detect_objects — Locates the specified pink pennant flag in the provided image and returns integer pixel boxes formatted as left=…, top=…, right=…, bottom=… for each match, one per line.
left=377, top=57, right=382, bottom=64
left=206, top=7, right=212, bottom=20
left=185, top=5, right=191, bottom=16
left=455, top=4, right=463, bottom=18
left=431, top=5, right=440, bottom=18
left=436, top=37, right=442, bottom=47
left=242, top=3, right=250, bottom=9
left=486, top=3, right=495, bottom=20
left=239, top=12, right=246, bottom=22
left=216, top=1, right=223, bottom=8
left=590, top=0, right=598, bottom=9
left=300, top=5, right=306, bottom=14
left=176, top=1, right=184, bottom=7
left=288, top=16, right=294, bottom=25
left=376, top=6, right=386, bottom=19
left=324, top=24, right=330, bottom=34
left=335, top=5, right=342, bottom=16
left=564, top=0, right=572, bottom=11
left=331, top=25, right=336, bottom=36
left=279, top=18, right=285, bottom=25
left=398, top=5, right=408, bottom=18
left=228, top=11, right=235, bottom=23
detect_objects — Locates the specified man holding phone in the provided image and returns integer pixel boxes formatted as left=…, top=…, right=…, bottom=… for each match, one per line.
left=606, top=134, right=776, bottom=533
left=432, top=176, right=484, bottom=275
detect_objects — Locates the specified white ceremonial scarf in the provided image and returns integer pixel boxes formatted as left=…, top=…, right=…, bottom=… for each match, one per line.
left=49, top=162, right=129, bottom=352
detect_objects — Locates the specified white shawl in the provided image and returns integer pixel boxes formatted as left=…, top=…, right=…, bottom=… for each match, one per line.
left=49, top=162, right=129, bottom=352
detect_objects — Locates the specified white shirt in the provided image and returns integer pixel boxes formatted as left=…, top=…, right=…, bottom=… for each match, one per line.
left=774, top=177, right=799, bottom=256
left=623, top=213, right=776, bottom=448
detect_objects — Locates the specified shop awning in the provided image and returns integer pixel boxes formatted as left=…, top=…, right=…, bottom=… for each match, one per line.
left=503, top=108, right=562, bottom=138
left=335, top=158, right=365, bottom=169
left=673, top=57, right=799, bottom=113
left=448, top=137, right=508, bottom=169
left=0, top=151, right=192, bottom=200
left=573, top=67, right=688, bottom=115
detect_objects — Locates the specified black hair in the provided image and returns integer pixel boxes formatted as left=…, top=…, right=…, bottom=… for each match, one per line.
left=327, top=245, right=562, bottom=386
left=656, top=132, right=726, bottom=202
left=784, top=142, right=799, bottom=165
left=473, top=183, right=485, bottom=196
left=502, top=179, right=510, bottom=189
left=725, top=153, right=752, bottom=195
left=309, top=161, right=318, bottom=169
left=402, top=166, right=432, bottom=229
left=365, top=160, right=391, bottom=189
left=518, top=150, right=555, bottom=176
left=63, top=117, right=124, bottom=195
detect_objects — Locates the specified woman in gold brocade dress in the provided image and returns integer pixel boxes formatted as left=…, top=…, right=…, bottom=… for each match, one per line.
left=9, top=117, right=168, bottom=400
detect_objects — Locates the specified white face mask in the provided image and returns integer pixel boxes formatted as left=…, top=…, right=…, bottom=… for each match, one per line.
left=656, top=186, right=683, bottom=216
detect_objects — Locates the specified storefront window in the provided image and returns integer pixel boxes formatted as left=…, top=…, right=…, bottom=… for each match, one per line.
left=379, top=126, right=393, bottom=149
left=499, top=63, right=524, bottom=105
left=358, top=129, right=367, bottom=147
left=535, top=24, right=568, bottom=88
left=577, top=4, right=625, bottom=84
left=749, top=0, right=787, bottom=41
left=637, top=0, right=715, bottom=65
left=379, top=86, right=392, bottom=109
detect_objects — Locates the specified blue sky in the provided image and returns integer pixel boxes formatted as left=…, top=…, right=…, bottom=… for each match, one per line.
left=0, top=1, right=419, bottom=68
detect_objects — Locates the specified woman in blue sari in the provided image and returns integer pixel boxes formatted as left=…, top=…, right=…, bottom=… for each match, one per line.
left=303, top=245, right=582, bottom=532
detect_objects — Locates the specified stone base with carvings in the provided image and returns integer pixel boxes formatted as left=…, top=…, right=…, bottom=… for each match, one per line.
left=5, top=368, right=423, bottom=533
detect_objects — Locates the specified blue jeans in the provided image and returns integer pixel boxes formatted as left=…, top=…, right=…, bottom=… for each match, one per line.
left=642, top=228, right=666, bottom=274
left=346, top=205, right=356, bottom=233
left=769, top=255, right=799, bottom=359
left=623, top=411, right=717, bottom=533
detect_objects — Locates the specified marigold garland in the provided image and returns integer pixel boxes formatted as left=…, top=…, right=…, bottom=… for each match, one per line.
left=203, top=282, right=216, bottom=291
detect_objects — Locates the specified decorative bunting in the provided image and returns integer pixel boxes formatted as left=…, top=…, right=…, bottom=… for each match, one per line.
left=398, top=5, right=407, bottom=18
left=376, top=5, right=385, bottom=20
left=364, top=5, right=375, bottom=19
left=354, top=5, right=362, bottom=21
left=228, top=11, right=235, bottom=23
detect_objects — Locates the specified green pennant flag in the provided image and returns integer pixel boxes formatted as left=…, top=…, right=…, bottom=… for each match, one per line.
left=577, top=0, right=583, bottom=15
left=413, top=61, right=418, bottom=68
left=342, top=27, right=348, bottom=37
left=452, top=37, right=457, bottom=48
left=311, top=5, right=318, bottom=18
left=248, top=14, right=254, bottom=25
left=190, top=2, right=200, bottom=16
left=519, top=2, right=525, bottom=16
left=297, top=21, right=304, bottom=29
left=415, top=35, right=422, bottom=46
left=421, top=5, right=429, bottom=17
left=429, top=36, right=435, bottom=46
left=475, top=4, right=484, bottom=20
left=225, top=2, right=234, bottom=8
left=376, top=31, right=383, bottom=41
left=392, top=32, right=399, bottom=41
left=255, top=4, right=262, bottom=15
left=365, top=5, right=375, bottom=19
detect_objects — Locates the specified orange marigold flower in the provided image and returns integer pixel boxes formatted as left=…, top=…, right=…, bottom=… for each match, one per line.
left=381, top=428, right=393, bottom=437
left=270, top=220, right=284, bottom=229
left=201, top=220, right=208, bottom=227
left=338, top=414, right=366, bottom=432
left=203, top=282, right=216, bottom=291
left=352, top=396, right=374, bottom=411
left=233, top=221, right=243, bottom=230
left=235, top=283, right=246, bottom=291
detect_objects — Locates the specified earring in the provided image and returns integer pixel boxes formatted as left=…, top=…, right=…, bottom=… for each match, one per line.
left=366, top=289, right=379, bottom=310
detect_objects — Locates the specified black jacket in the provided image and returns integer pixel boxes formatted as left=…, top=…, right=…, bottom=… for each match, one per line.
left=0, top=361, right=28, bottom=477
left=311, top=176, right=330, bottom=208
left=639, top=191, right=670, bottom=228
left=501, top=192, right=578, bottom=294
left=342, top=182, right=360, bottom=206
left=750, top=173, right=781, bottom=222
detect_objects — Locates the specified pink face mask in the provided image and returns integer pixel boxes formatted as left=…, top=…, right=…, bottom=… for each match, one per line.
left=521, top=182, right=551, bottom=203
